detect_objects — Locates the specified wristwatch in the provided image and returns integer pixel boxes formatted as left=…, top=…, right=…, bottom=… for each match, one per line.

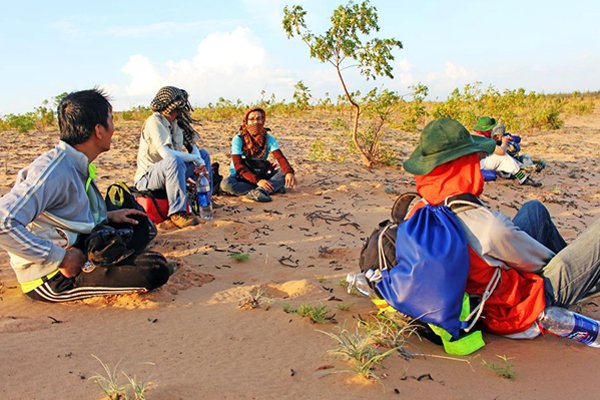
left=82, top=260, right=95, bottom=273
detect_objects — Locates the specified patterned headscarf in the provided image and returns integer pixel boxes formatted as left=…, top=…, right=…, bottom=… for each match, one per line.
left=150, top=86, right=200, bottom=151
left=239, top=108, right=270, bottom=158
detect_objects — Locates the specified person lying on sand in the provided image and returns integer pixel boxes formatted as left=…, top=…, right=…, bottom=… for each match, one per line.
left=473, top=116, right=542, bottom=187
left=221, top=107, right=296, bottom=202
left=134, top=86, right=212, bottom=228
left=402, top=118, right=600, bottom=339
left=0, top=89, right=170, bottom=302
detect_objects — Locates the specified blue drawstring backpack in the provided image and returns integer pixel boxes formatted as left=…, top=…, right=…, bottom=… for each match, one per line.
left=375, top=203, right=470, bottom=339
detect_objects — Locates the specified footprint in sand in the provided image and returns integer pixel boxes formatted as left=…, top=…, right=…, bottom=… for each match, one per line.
left=208, top=279, right=320, bottom=304
left=0, top=315, right=51, bottom=333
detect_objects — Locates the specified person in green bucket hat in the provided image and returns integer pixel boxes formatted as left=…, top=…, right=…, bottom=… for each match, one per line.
left=472, top=116, right=541, bottom=186
left=404, top=118, right=496, bottom=175
left=401, top=117, right=600, bottom=344
left=473, top=116, right=498, bottom=134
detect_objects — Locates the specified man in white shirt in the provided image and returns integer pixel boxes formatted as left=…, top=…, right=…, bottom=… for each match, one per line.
left=134, top=87, right=211, bottom=228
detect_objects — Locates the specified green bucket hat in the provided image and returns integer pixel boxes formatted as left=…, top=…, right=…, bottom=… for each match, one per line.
left=473, top=116, right=497, bottom=132
left=403, top=118, right=496, bottom=175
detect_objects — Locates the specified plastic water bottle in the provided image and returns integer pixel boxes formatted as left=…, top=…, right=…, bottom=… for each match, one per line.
left=196, top=171, right=213, bottom=220
left=346, top=273, right=372, bottom=297
left=538, top=306, right=600, bottom=347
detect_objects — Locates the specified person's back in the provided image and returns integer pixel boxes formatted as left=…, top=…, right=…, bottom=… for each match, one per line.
left=402, top=117, right=600, bottom=339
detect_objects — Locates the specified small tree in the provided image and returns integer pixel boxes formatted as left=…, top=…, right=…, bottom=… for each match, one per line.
left=293, top=80, right=312, bottom=109
left=283, top=0, right=402, bottom=167
left=33, top=100, right=55, bottom=132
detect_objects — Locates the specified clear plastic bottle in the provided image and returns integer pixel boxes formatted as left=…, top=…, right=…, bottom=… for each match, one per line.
left=346, top=272, right=372, bottom=297
left=538, top=306, right=600, bottom=348
left=196, top=171, right=213, bottom=220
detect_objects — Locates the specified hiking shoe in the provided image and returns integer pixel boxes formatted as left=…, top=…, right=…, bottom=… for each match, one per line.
left=520, top=176, right=543, bottom=187
left=170, top=212, right=201, bottom=228
left=535, top=161, right=546, bottom=172
left=245, top=188, right=272, bottom=202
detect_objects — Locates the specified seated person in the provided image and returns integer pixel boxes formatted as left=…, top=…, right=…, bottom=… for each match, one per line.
left=491, top=123, right=545, bottom=172
left=0, top=89, right=170, bottom=302
left=402, top=118, right=600, bottom=339
left=221, top=108, right=296, bottom=202
left=473, top=116, right=541, bottom=187
left=134, top=86, right=211, bottom=228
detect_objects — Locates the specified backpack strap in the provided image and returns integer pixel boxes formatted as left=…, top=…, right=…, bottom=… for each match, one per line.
left=445, top=193, right=483, bottom=212
left=391, top=192, right=421, bottom=224
left=377, top=223, right=396, bottom=271
left=443, top=193, right=502, bottom=332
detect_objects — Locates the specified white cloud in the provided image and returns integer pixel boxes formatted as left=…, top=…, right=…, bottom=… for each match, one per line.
left=445, top=62, right=468, bottom=80
left=113, top=27, right=298, bottom=108
left=121, top=55, right=164, bottom=96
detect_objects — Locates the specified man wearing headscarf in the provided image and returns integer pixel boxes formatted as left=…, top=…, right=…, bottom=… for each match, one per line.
left=403, top=118, right=600, bottom=338
left=134, top=86, right=211, bottom=228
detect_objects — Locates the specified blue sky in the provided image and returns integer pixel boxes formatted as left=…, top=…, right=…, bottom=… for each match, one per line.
left=1, top=0, right=599, bottom=115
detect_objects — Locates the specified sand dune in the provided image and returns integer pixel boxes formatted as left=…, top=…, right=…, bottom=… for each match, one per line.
left=1, top=109, right=599, bottom=399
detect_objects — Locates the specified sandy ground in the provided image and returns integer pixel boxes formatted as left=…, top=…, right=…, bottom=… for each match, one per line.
left=0, top=108, right=599, bottom=400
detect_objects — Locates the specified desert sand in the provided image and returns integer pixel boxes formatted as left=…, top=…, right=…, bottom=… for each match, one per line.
left=1, top=108, right=599, bottom=400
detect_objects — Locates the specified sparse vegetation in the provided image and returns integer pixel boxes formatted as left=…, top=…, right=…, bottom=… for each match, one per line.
left=228, top=252, right=250, bottom=262
left=89, top=355, right=153, bottom=400
left=238, top=288, right=274, bottom=310
left=283, top=304, right=336, bottom=323
left=318, top=312, right=420, bottom=381
left=482, top=354, right=516, bottom=380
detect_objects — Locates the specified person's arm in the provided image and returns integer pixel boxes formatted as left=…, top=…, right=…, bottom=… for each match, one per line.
left=145, top=116, right=204, bottom=165
left=231, top=135, right=259, bottom=184
left=0, top=169, right=70, bottom=275
left=272, top=149, right=294, bottom=175
left=269, top=136, right=296, bottom=188
left=493, top=135, right=510, bottom=156
left=460, top=208, right=554, bottom=273
left=154, top=143, right=204, bottom=165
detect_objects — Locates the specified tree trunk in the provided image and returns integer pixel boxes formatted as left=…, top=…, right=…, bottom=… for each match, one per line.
left=335, top=64, right=373, bottom=168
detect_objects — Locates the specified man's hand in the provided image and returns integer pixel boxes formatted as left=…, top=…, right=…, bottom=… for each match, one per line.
left=257, top=179, right=274, bottom=193
left=285, top=173, right=296, bottom=189
left=59, top=247, right=85, bottom=278
left=107, top=208, right=147, bottom=225
left=194, top=163, right=207, bottom=176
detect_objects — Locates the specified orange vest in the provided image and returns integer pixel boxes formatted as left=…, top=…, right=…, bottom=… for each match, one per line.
left=466, top=247, right=546, bottom=335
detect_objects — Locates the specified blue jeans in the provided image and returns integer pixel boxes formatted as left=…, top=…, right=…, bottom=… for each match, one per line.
left=512, top=200, right=567, bottom=253
left=221, top=170, right=286, bottom=196
left=135, top=150, right=211, bottom=216
left=513, top=200, right=600, bottom=307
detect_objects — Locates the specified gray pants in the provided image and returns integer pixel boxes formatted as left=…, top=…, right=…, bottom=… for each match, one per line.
left=513, top=201, right=600, bottom=307
left=134, top=150, right=211, bottom=216
left=541, top=219, right=600, bottom=307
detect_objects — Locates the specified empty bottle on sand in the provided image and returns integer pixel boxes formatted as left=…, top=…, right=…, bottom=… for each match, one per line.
left=538, top=306, right=600, bottom=347
left=196, top=171, right=213, bottom=220
left=346, top=272, right=371, bottom=297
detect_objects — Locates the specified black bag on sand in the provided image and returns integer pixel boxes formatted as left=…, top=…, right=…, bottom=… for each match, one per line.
left=359, top=192, right=420, bottom=279
left=211, top=162, right=223, bottom=196
left=76, top=182, right=158, bottom=267
left=105, top=182, right=157, bottom=252
left=84, top=225, right=135, bottom=267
